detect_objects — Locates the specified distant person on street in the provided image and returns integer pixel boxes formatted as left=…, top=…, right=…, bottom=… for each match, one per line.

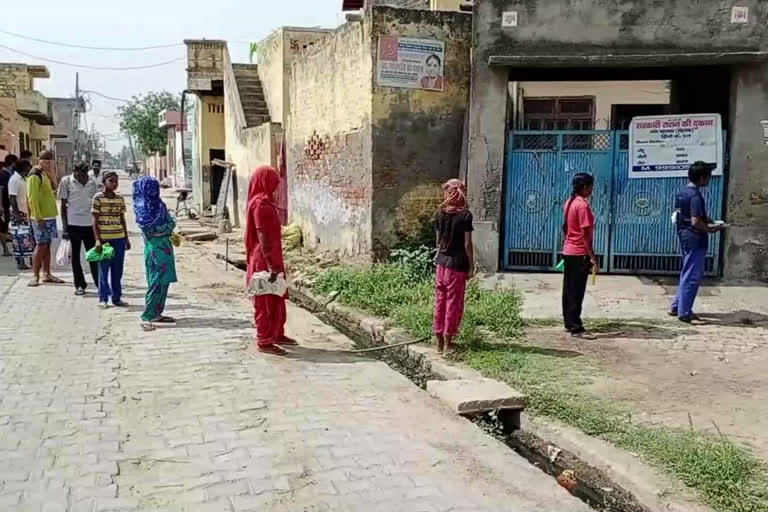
left=27, top=150, right=63, bottom=287
left=561, top=172, right=597, bottom=339
left=59, top=162, right=99, bottom=295
left=245, top=165, right=294, bottom=355
left=0, top=154, right=17, bottom=257
left=133, top=176, right=177, bottom=331
left=90, top=159, right=102, bottom=182
left=92, top=170, right=131, bottom=308
left=670, top=161, right=723, bottom=323
left=433, top=178, right=473, bottom=356
left=8, top=159, right=33, bottom=270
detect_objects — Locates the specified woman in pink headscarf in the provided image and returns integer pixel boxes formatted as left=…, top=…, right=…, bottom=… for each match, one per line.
left=432, top=179, right=474, bottom=356
left=244, top=165, right=296, bottom=355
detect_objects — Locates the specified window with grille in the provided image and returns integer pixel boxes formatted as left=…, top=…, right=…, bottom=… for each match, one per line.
left=522, top=97, right=595, bottom=131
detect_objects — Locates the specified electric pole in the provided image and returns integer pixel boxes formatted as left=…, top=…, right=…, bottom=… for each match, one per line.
left=73, top=72, right=80, bottom=164
left=127, top=133, right=137, bottom=175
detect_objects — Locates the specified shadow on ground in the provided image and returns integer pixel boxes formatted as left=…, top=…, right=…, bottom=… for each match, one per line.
left=698, top=310, right=768, bottom=328
left=173, top=317, right=253, bottom=330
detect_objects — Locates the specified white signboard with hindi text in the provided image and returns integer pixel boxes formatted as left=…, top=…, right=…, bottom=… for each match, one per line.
left=377, top=36, right=445, bottom=92
left=629, top=114, right=723, bottom=179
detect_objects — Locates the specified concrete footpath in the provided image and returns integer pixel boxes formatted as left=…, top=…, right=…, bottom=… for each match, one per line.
left=482, top=272, right=768, bottom=320
left=0, top=224, right=588, bottom=509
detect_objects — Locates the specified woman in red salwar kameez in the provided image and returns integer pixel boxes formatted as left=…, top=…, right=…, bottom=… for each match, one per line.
left=245, top=165, right=296, bottom=355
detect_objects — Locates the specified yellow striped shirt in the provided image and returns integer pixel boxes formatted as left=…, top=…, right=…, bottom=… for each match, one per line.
left=91, top=193, right=126, bottom=240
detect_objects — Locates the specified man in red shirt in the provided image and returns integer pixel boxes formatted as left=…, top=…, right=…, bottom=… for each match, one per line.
left=561, top=173, right=597, bottom=339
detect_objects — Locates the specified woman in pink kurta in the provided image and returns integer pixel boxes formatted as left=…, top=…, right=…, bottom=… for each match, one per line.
left=432, top=179, right=474, bottom=356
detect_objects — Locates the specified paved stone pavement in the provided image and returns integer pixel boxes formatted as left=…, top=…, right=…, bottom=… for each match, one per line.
left=0, top=228, right=589, bottom=511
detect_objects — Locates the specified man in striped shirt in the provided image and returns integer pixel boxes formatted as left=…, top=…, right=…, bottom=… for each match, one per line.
left=92, top=170, right=131, bottom=308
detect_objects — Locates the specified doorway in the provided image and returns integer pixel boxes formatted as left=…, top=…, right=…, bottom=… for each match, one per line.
left=209, top=149, right=225, bottom=206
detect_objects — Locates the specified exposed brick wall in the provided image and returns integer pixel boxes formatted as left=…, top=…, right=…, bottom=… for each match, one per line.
left=370, top=6, right=472, bottom=255
left=287, top=19, right=374, bottom=256
left=0, top=65, right=28, bottom=98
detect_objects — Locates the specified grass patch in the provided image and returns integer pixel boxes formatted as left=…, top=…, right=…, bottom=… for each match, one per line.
left=461, top=343, right=768, bottom=512
left=312, top=263, right=768, bottom=512
left=314, top=264, right=524, bottom=344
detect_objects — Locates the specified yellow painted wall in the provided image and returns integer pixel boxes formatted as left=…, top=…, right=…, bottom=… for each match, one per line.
left=518, top=80, right=670, bottom=130
left=201, top=95, right=225, bottom=161
left=197, top=95, right=225, bottom=208
left=430, top=0, right=466, bottom=11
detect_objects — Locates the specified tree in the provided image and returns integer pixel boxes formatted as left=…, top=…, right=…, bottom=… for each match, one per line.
left=118, top=91, right=179, bottom=156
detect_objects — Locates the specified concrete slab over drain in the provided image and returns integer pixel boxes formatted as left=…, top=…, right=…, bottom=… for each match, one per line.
left=427, top=378, right=527, bottom=415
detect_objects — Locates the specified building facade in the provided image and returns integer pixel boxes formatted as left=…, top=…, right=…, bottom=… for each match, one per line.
left=0, top=64, right=53, bottom=159
left=287, top=6, right=472, bottom=257
left=184, top=40, right=227, bottom=213
left=466, top=0, right=768, bottom=281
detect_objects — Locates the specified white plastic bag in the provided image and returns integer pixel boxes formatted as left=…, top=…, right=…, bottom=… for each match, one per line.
left=246, top=271, right=288, bottom=297
left=55, top=239, right=72, bottom=267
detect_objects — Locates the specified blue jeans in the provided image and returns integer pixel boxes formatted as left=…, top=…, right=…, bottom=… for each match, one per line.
left=671, top=247, right=706, bottom=318
left=98, top=238, right=126, bottom=304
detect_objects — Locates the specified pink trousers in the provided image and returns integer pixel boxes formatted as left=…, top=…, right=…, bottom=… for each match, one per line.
left=433, top=264, right=468, bottom=336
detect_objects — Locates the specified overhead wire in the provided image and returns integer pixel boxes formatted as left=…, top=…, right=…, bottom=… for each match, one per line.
left=0, top=29, right=183, bottom=51
left=0, top=43, right=184, bottom=70
left=82, top=90, right=131, bottom=103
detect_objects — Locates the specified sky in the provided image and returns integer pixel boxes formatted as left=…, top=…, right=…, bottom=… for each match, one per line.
left=0, top=0, right=342, bottom=153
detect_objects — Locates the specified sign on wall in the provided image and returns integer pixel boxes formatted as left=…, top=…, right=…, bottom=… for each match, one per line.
left=502, top=11, right=519, bottom=27
left=376, top=36, right=445, bottom=92
left=629, top=114, right=723, bottom=179
left=731, top=6, right=749, bottom=23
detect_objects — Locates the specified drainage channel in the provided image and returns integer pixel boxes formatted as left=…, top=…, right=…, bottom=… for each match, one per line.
left=221, top=255, right=647, bottom=512
left=288, top=286, right=652, bottom=512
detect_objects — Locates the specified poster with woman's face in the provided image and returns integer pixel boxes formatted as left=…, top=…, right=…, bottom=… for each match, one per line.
left=377, top=36, right=445, bottom=92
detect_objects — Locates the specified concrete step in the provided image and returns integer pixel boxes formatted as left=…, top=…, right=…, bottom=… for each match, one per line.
left=235, top=73, right=261, bottom=85
left=245, top=115, right=270, bottom=126
left=233, top=70, right=260, bottom=79
left=233, top=63, right=259, bottom=71
left=238, top=89, right=265, bottom=99
left=242, top=99, right=267, bottom=109
left=245, top=111, right=270, bottom=120
left=237, top=81, right=263, bottom=91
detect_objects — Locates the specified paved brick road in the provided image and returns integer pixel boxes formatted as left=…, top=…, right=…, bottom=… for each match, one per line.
left=0, top=228, right=588, bottom=511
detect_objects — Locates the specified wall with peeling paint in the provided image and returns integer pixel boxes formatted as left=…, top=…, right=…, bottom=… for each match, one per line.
left=286, top=7, right=471, bottom=259
left=468, top=0, right=768, bottom=279
left=371, top=7, right=472, bottom=256
left=725, top=64, right=768, bottom=281
left=287, top=19, right=374, bottom=257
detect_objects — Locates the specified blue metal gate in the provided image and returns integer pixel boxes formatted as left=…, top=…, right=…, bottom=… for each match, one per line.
left=504, top=130, right=725, bottom=276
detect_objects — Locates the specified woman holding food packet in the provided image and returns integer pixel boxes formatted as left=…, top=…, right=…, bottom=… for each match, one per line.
left=244, top=165, right=295, bottom=355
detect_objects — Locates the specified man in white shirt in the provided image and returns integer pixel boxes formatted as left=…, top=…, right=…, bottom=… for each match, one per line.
left=8, top=159, right=32, bottom=270
left=59, top=162, right=99, bottom=295
left=8, top=160, right=29, bottom=218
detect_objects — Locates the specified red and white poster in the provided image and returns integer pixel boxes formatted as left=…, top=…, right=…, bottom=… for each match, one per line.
left=376, top=36, right=445, bottom=92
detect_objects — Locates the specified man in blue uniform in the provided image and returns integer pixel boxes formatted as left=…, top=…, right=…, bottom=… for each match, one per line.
left=670, top=161, right=724, bottom=323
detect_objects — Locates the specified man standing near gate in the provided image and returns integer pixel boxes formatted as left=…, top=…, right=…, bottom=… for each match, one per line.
left=670, top=161, right=724, bottom=323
